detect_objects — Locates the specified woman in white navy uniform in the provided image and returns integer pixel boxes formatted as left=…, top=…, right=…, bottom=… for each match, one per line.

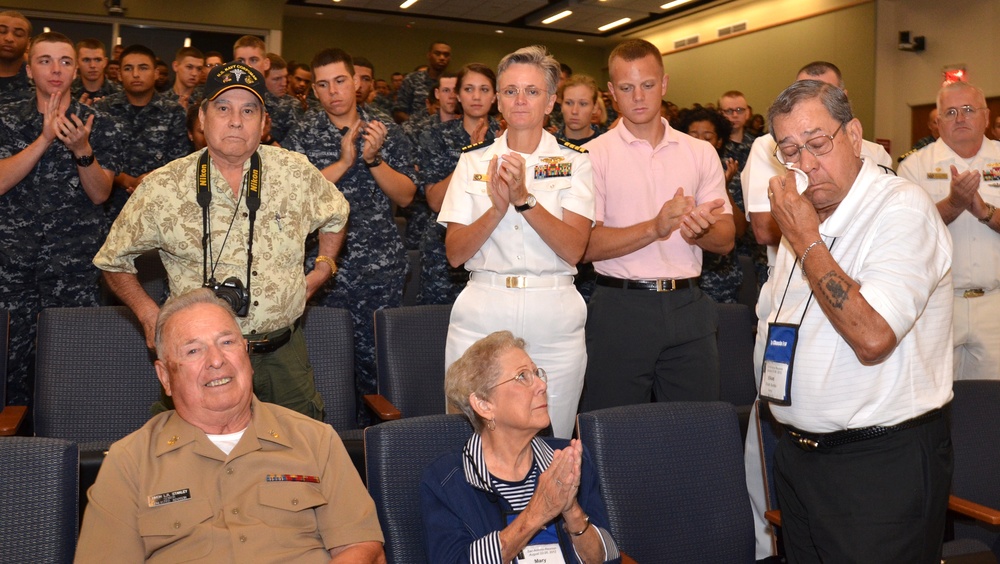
left=438, top=45, right=594, bottom=439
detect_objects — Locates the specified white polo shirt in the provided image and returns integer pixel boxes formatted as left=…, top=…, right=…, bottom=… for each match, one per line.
left=755, top=158, right=954, bottom=432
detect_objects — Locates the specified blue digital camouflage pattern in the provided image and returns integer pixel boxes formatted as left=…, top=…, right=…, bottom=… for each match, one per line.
left=393, top=69, right=435, bottom=119
left=284, top=105, right=418, bottom=425
left=415, top=116, right=500, bottom=304
left=0, top=96, right=123, bottom=405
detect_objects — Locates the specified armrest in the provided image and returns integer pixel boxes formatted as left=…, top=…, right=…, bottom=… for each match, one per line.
left=949, top=494, right=1000, bottom=525
left=764, top=509, right=782, bottom=527
left=0, top=405, right=27, bottom=436
left=362, top=394, right=402, bottom=421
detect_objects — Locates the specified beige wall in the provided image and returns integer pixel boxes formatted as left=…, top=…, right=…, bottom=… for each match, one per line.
left=1, top=0, right=284, bottom=30
left=655, top=2, right=877, bottom=136
left=875, top=0, right=1000, bottom=160
left=280, top=16, right=608, bottom=85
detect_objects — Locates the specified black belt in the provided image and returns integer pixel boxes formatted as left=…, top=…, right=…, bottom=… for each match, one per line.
left=595, top=274, right=697, bottom=292
left=245, top=322, right=297, bottom=355
left=786, top=409, right=942, bottom=451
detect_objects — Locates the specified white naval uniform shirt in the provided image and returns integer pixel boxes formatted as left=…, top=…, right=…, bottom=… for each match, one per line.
left=898, top=137, right=1000, bottom=293
left=437, top=130, right=595, bottom=276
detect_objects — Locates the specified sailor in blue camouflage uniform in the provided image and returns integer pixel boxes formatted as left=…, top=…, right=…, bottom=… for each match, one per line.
left=71, top=38, right=121, bottom=105
left=0, top=11, right=32, bottom=104
left=415, top=63, right=501, bottom=304
left=94, top=44, right=190, bottom=223
left=392, top=41, right=451, bottom=123
left=283, top=48, right=418, bottom=425
left=0, top=33, right=122, bottom=405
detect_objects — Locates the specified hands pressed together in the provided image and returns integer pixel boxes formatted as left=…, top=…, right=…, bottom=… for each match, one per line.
left=486, top=152, right=529, bottom=214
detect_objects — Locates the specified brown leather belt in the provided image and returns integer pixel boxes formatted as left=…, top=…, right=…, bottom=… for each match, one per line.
left=595, top=274, right=697, bottom=292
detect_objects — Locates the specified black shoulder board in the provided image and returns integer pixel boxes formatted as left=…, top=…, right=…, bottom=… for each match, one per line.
left=896, top=148, right=917, bottom=164
left=462, top=138, right=495, bottom=153
left=558, top=138, right=588, bottom=153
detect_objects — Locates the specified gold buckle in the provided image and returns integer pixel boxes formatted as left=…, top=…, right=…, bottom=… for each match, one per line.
left=789, top=431, right=820, bottom=451
left=505, top=276, right=526, bottom=289
left=963, top=289, right=985, bottom=298
left=655, top=279, right=677, bottom=292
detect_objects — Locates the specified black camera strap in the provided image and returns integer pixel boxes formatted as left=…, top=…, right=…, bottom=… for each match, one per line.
left=196, top=150, right=262, bottom=300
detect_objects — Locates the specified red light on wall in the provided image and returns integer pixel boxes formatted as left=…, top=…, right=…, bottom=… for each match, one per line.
left=943, top=68, right=967, bottom=85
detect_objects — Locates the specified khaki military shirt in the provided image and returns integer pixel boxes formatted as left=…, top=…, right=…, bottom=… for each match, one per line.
left=75, top=398, right=383, bottom=563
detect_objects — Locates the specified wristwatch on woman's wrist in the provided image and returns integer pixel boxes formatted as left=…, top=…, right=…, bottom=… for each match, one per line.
left=514, top=194, right=536, bottom=213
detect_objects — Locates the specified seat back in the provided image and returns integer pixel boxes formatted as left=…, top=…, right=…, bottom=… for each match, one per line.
left=0, top=437, right=79, bottom=561
left=34, top=307, right=159, bottom=444
left=951, top=380, right=1000, bottom=558
left=300, top=306, right=357, bottom=432
left=578, top=402, right=754, bottom=563
left=373, top=304, right=452, bottom=418
left=716, top=302, right=758, bottom=407
left=364, top=414, right=473, bottom=564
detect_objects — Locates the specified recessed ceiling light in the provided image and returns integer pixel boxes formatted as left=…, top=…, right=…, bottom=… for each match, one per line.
left=400, top=0, right=419, bottom=8
left=598, top=17, right=631, bottom=31
left=576, top=38, right=585, bottom=43
left=542, top=10, right=573, bottom=24
left=315, top=11, right=324, bottom=15
left=495, top=29, right=504, bottom=34
left=661, top=0, right=694, bottom=9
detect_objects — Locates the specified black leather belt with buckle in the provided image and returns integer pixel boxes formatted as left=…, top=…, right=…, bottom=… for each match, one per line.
left=595, top=274, right=697, bottom=292
left=786, top=409, right=942, bottom=451
left=246, top=325, right=293, bottom=355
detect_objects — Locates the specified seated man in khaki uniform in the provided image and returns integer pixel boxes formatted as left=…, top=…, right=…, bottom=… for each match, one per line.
left=75, top=288, right=386, bottom=563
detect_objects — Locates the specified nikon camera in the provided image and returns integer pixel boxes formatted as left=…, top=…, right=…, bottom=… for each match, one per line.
left=205, top=277, right=250, bottom=317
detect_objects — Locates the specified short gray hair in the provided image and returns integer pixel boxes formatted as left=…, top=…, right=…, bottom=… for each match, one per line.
left=768, top=80, right=853, bottom=140
left=155, top=288, right=236, bottom=360
left=937, top=81, right=986, bottom=112
left=445, top=331, right=527, bottom=433
left=497, top=45, right=560, bottom=96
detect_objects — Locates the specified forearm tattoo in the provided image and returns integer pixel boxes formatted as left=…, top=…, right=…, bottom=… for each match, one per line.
left=818, top=271, right=852, bottom=309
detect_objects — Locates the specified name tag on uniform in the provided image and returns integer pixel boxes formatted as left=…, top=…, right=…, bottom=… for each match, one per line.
left=760, top=323, right=799, bottom=405
left=473, top=173, right=491, bottom=182
left=148, top=488, right=191, bottom=507
left=926, top=172, right=948, bottom=180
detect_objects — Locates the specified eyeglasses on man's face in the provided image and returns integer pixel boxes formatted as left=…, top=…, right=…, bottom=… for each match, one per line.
left=939, top=105, right=985, bottom=121
left=773, top=124, right=846, bottom=164
left=721, top=107, right=747, bottom=116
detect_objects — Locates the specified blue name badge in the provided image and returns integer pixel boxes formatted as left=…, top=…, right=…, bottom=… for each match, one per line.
left=760, top=323, right=798, bottom=405
left=506, top=514, right=567, bottom=564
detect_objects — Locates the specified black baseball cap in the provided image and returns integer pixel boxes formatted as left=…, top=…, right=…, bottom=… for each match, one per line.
left=203, top=61, right=266, bottom=109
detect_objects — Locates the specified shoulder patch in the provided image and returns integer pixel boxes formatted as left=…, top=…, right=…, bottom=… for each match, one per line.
left=462, top=138, right=495, bottom=153
left=558, top=138, right=588, bottom=153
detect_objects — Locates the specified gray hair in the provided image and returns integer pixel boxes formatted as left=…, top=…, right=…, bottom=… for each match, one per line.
left=497, top=45, right=560, bottom=96
left=937, top=81, right=986, bottom=112
left=445, top=331, right=527, bottom=433
left=155, top=288, right=236, bottom=360
left=768, top=80, right=854, bottom=140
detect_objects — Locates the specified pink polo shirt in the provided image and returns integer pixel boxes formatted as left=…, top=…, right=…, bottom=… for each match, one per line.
left=584, top=117, right=731, bottom=279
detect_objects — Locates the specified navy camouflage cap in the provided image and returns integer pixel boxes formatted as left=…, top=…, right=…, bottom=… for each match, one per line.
left=203, top=61, right=266, bottom=108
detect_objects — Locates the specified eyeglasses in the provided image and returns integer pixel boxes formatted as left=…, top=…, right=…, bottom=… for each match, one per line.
left=773, top=124, right=845, bottom=164
left=940, top=105, right=985, bottom=121
left=499, top=86, right=545, bottom=99
left=721, top=107, right=747, bottom=116
left=489, top=367, right=547, bottom=389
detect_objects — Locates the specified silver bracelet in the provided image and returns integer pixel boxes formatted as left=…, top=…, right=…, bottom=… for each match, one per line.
left=798, top=240, right=825, bottom=271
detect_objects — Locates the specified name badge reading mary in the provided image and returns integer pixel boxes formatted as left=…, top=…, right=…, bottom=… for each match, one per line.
left=760, top=323, right=799, bottom=405
left=505, top=513, right=567, bottom=564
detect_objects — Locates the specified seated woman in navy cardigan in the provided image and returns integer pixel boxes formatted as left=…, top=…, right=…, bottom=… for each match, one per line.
left=420, top=330, right=621, bottom=563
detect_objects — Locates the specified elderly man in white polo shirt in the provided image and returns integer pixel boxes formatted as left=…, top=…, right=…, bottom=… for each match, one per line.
left=758, top=79, right=953, bottom=563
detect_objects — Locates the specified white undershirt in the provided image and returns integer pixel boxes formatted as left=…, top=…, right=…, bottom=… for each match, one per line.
left=207, top=429, right=247, bottom=456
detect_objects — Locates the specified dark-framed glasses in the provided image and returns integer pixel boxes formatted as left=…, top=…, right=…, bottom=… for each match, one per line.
left=721, top=107, right=747, bottom=116
left=489, top=367, right=547, bottom=389
left=940, top=105, right=985, bottom=121
left=773, top=124, right=845, bottom=164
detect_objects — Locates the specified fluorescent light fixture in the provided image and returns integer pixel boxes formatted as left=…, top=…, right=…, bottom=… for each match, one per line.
left=400, top=0, right=419, bottom=8
left=598, top=17, right=631, bottom=31
left=542, top=10, right=573, bottom=24
left=661, top=0, right=694, bottom=9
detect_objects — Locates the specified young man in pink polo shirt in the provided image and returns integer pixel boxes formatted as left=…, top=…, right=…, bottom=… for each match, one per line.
left=580, top=39, right=734, bottom=411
